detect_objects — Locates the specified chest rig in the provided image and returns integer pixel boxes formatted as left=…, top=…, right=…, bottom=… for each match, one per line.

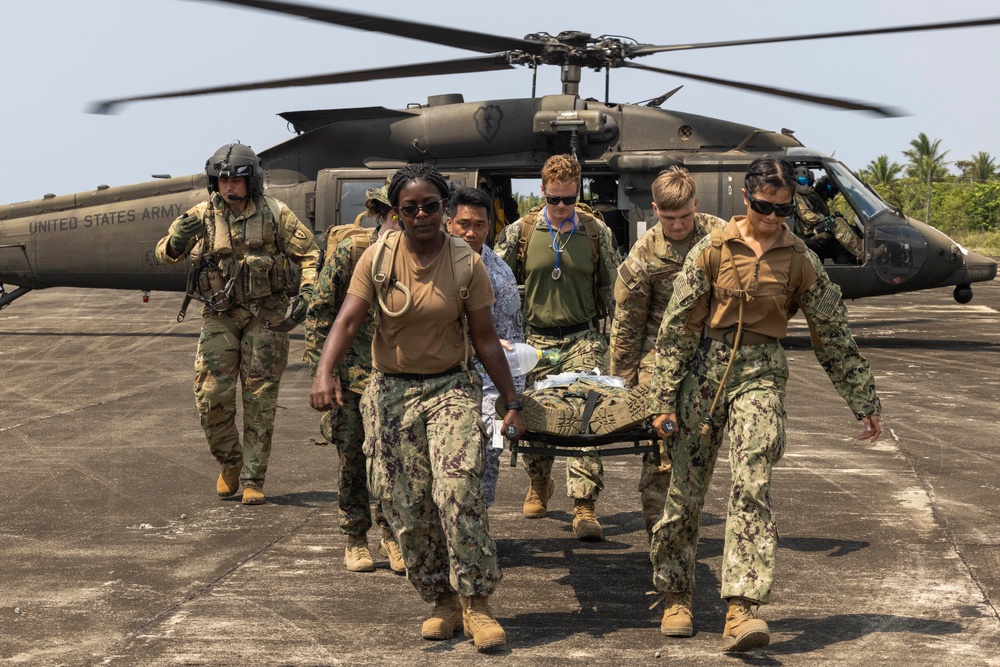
left=178, top=196, right=295, bottom=321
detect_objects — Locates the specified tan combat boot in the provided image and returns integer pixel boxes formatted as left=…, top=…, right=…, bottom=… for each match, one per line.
left=722, top=597, right=769, bottom=652
left=241, top=486, right=265, bottom=505
left=378, top=535, right=406, bottom=574
left=216, top=462, right=241, bottom=497
left=421, top=591, right=462, bottom=640
left=461, top=595, right=506, bottom=651
left=344, top=535, right=375, bottom=573
left=659, top=591, right=693, bottom=637
left=572, top=499, right=604, bottom=541
left=522, top=476, right=554, bottom=519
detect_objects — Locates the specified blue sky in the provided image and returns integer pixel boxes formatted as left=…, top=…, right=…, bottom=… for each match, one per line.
left=2, top=0, right=998, bottom=201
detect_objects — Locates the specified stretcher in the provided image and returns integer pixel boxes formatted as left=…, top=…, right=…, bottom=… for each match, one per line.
left=507, top=428, right=663, bottom=467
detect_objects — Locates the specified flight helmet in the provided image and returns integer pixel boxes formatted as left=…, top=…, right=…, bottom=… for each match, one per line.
left=206, top=143, right=264, bottom=199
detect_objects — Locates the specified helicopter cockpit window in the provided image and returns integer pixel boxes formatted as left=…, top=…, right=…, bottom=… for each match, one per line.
left=823, top=161, right=889, bottom=223
left=339, top=180, right=383, bottom=228
left=871, top=224, right=928, bottom=286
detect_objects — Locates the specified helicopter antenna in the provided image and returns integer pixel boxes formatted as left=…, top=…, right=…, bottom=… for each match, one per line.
left=639, top=86, right=684, bottom=108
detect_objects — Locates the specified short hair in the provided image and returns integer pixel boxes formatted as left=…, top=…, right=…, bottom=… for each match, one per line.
left=744, top=157, right=796, bottom=196
left=651, top=166, right=697, bottom=211
left=541, top=154, right=581, bottom=188
left=446, top=186, right=492, bottom=219
left=387, top=163, right=450, bottom=206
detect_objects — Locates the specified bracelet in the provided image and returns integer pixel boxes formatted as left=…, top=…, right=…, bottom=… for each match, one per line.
left=504, top=400, right=523, bottom=411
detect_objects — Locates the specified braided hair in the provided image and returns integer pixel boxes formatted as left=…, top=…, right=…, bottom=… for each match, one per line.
left=744, top=156, right=796, bottom=196
left=387, top=164, right=450, bottom=206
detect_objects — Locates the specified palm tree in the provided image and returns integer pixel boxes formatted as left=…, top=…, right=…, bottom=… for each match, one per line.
left=954, top=152, right=997, bottom=183
left=859, top=155, right=902, bottom=186
left=902, top=133, right=950, bottom=224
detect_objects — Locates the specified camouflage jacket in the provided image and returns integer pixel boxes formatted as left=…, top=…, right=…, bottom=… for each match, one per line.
left=649, top=230, right=881, bottom=420
left=609, top=213, right=725, bottom=387
left=479, top=244, right=526, bottom=393
left=303, top=229, right=377, bottom=396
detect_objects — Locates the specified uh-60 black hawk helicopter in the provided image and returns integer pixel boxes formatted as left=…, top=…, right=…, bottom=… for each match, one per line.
left=0, top=0, right=997, bottom=311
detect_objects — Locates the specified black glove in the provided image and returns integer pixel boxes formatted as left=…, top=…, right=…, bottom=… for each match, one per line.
left=169, top=213, right=202, bottom=253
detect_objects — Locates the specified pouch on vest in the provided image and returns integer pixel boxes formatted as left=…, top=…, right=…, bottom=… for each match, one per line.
left=243, top=254, right=275, bottom=300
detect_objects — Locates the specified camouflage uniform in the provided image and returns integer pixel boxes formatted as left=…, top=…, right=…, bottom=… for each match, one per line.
left=494, top=209, right=619, bottom=500
left=361, top=369, right=501, bottom=601
left=648, top=218, right=880, bottom=604
left=304, top=230, right=390, bottom=537
left=156, top=194, right=319, bottom=489
left=608, top=213, right=725, bottom=533
left=477, top=245, right=524, bottom=508
left=794, top=189, right=863, bottom=260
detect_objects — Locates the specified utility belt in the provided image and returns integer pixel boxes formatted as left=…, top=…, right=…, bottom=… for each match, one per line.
left=381, top=366, right=463, bottom=382
left=530, top=321, right=593, bottom=337
left=705, top=327, right=778, bottom=347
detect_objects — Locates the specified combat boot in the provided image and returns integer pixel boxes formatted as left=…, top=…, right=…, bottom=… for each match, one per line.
left=590, top=381, right=653, bottom=434
left=722, top=597, right=769, bottom=653
left=461, top=595, right=506, bottom=651
left=495, top=395, right=580, bottom=436
left=378, top=534, right=406, bottom=574
left=572, top=499, right=604, bottom=541
left=659, top=590, right=694, bottom=637
left=344, top=535, right=375, bottom=573
left=522, top=476, right=554, bottom=518
left=421, top=591, right=462, bottom=640
left=241, top=486, right=265, bottom=505
left=216, top=462, right=241, bottom=497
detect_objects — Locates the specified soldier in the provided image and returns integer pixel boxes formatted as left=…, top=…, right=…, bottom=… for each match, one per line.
left=303, top=183, right=404, bottom=574
left=156, top=143, right=320, bottom=505
left=309, top=164, right=524, bottom=652
left=647, top=157, right=882, bottom=651
left=445, top=186, right=524, bottom=508
left=494, top=154, right=619, bottom=541
left=792, top=166, right=863, bottom=262
left=607, top=167, right=725, bottom=539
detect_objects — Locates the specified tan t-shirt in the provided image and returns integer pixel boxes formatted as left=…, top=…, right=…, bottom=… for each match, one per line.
left=349, top=234, right=495, bottom=375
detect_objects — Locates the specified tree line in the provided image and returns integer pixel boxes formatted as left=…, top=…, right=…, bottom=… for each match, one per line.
left=857, top=133, right=1000, bottom=236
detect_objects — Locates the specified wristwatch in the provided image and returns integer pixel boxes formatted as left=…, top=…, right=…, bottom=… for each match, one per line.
left=504, top=400, right=523, bottom=411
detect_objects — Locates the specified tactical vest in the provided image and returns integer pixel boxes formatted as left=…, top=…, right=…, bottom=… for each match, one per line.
left=515, top=203, right=608, bottom=320
left=188, top=195, right=296, bottom=312
left=324, top=212, right=374, bottom=265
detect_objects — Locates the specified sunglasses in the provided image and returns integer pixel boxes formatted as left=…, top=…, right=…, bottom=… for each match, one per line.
left=746, top=190, right=795, bottom=217
left=396, top=198, right=446, bottom=218
left=544, top=194, right=578, bottom=206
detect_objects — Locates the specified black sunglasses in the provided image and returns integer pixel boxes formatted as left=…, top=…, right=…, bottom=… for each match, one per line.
left=396, top=198, right=446, bottom=218
left=544, top=194, right=578, bottom=206
left=746, top=190, right=795, bottom=217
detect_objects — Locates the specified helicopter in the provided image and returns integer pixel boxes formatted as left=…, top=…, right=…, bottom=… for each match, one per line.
left=0, top=0, right=996, bottom=310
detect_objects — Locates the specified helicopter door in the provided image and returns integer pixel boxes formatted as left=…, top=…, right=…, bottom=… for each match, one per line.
left=0, top=242, right=35, bottom=288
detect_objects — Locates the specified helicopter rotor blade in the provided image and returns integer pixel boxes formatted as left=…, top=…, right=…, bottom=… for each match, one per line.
left=89, top=55, right=514, bottom=114
left=621, top=62, right=905, bottom=117
left=200, top=0, right=546, bottom=56
left=626, top=16, right=1000, bottom=57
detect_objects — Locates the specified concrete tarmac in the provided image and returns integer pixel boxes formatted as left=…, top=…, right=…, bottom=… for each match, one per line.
left=1, top=277, right=998, bottom=666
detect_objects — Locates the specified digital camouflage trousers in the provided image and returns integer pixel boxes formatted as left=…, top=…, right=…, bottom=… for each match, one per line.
left=650, top=339, right=788, bottom=604
left=194, top=302, right=289, bottom=489
left=361, top=369, right=500, bottom=602
left=523, top=328, right=607, bottom=500
left=320, top=389, right=390, bottom=538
